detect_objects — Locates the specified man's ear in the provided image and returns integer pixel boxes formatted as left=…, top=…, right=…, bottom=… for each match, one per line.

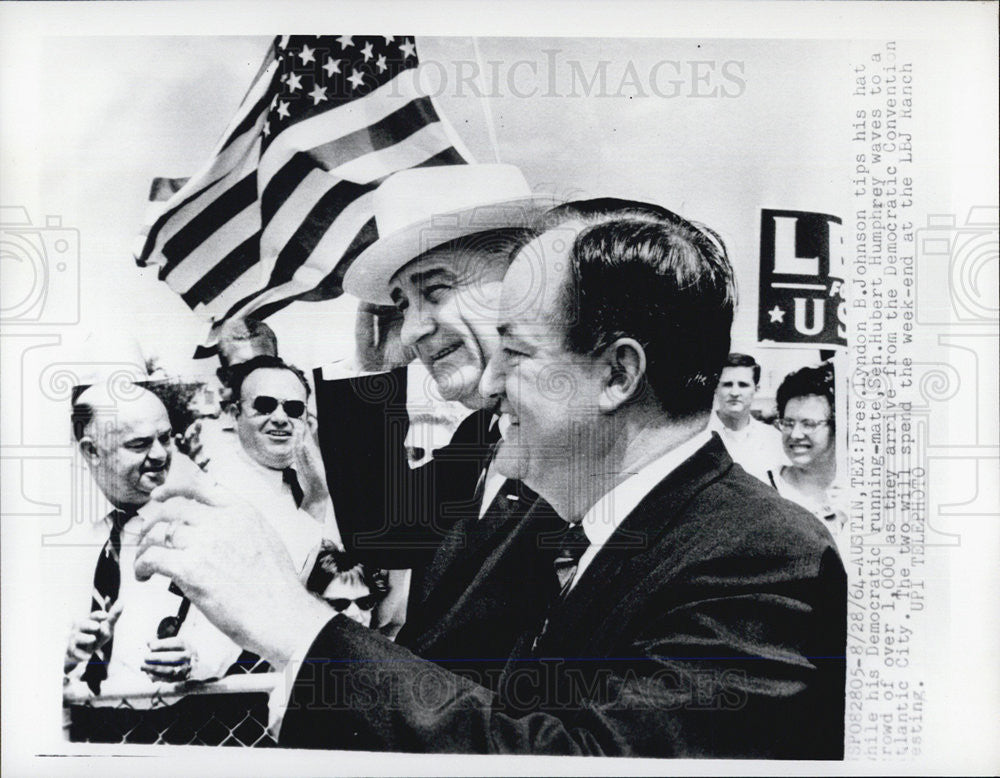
left=598, top=337, right=647, bottom=413
left=78, top=436, right=99, bottom=464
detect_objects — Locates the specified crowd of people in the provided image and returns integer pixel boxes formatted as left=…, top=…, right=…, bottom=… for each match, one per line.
left=64, top=163, right=847, bottom=758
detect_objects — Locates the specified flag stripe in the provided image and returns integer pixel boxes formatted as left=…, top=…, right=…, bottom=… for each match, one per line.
left=331, top=122, right=455, bottom=184
left=160, top=174, right=259, bottom=270
left=260, top=152, right=317, bottom=227
left=165, top=202, right=260, bottom=292
left=257, top=66, right=426, bottom=188
left=223, top=198, right=377, bottom=320
left=180, top=233, right=260, bottom=307
left=266, top=180, right=378, bottom=288
left=219, top=65, right=280, bottom=154
left=142, top=146, right=259, bottom=265
left=413, top=145, right=467, bottom=169
left=307, top=96, right=443, bottom=173
left=226, top=216, right=378, bottom=323
left=259, top=168, right=348, bottom=266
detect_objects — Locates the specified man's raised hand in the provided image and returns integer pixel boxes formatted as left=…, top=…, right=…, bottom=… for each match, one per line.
left=135, top=478, right=333, bottom=665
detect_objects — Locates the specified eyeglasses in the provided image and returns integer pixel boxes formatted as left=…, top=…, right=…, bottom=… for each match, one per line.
left=324, top=595, right=378, bottom=613
left=775, top=417, right=831, bottom=433
left=245, top=395, right=306, bottom=419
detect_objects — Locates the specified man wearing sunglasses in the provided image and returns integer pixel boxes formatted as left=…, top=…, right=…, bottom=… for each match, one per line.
left=208, top=355, right=329, bottom=578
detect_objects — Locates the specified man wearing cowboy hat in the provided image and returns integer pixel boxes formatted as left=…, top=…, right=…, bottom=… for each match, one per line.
left=312, top=163, right=565, bottom=683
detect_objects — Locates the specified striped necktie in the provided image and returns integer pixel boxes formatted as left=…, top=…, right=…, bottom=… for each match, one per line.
left=530, top=521, right=590, bottom=654
left=552, top=521, right=590, bottom=597
left=81, top=508, right=133, bottom=694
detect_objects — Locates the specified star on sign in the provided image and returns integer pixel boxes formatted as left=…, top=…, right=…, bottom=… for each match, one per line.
left=262, top=120, right=271, bottom=137
left=286, top=72, right=303, bottom=93
left=399, top=39, right=416, bottom=59
left=323, top=57, right=341, bottom=77
left=383, top=36, right=394, bottom=44
left=276, top=100, right=291, bottom=119
left=768, top=305, right=785, bottom=324
left=309, top=83, right=328, bottom=105
left=298, top=44, right=316, bottom=65
left=360, top=41, right=375, bottom=62
left=337, top=36, right=354, bottom=49
left=347, top=69, right=365, bottom=90
left=376, top=53, right=388, bottom=73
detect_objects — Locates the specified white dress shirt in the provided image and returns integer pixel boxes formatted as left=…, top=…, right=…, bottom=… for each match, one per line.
left=62, top=494, right=247, bottom=707
left=206, top=441, right=330, bottom=572
left=571, top=431, right=714, bottom=590
left=707, top=413, right=786, bottom=484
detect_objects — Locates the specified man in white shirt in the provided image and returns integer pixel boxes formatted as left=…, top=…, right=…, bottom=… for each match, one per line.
left=63, top=384, right=242, bottom=709
left=135, top=199, right=847, bottom=758
left=707, top=353, right=786, bottom=483
left=209, top=355, right=331, bottom=570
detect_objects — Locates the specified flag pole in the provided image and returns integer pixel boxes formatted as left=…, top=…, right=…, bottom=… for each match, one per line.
left=472, top=37, right=502, bottom=164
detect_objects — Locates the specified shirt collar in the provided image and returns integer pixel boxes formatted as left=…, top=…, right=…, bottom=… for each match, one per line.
left=234, top=442, right=287, bottom=487
left=579, top=430, right=713, bottom=549
left=708, top=411, right=749, bottom=439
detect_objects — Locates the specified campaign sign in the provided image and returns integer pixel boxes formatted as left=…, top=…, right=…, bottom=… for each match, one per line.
left=757, top=209, right=847, bottom=349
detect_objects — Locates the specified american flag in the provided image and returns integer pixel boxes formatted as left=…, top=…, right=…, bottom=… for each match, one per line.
left=136, top=35, right=470, bottom=338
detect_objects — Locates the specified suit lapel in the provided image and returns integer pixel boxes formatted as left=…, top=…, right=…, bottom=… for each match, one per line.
left=534, top=437, right=734, bottom=656
left=411, top=495, right=562, bottom=654
left=414, top=480, right=535, bottom=620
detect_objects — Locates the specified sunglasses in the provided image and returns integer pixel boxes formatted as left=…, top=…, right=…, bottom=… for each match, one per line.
left=323, top=595, right=378, bottom=613
left=245, top=395, right=306, bottom=419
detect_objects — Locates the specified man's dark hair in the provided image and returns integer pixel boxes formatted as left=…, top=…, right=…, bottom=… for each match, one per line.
left=725, top=352, right=761, bottom=386
left=775, top=362, right=836, bottom=429
left=228, top=355, right=311, bottom=402
left=71, top=398, right=95, bottom=442
left=305, top=542, right=389, bottom=599
left=542, top=200, right=736, bottom=418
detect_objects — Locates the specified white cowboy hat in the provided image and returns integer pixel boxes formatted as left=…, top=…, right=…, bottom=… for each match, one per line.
left=343, top=164, right=558, bottom=305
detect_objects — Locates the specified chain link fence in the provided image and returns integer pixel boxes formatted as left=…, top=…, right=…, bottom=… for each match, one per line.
left=63, top=674, right=279, bottom=746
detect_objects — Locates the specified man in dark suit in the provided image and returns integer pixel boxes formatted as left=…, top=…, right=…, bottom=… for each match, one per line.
left=137, top=199, right=847, bottom=758
left=316, top=163, right=562, bottom=681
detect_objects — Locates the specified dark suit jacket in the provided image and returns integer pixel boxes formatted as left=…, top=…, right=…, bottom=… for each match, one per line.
left=314, top=367, right=564, bottom=683
left=281, top=436, right=847, bottom=759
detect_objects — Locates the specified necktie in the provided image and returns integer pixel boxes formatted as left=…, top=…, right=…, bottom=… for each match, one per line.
left=531, top=522, right=590, bottom=654
left=282, top=467, right=305, bottom=508
left=552, top=521, right=590, bottom=597
left=471, top=421, right=504, bottom=509
left=81, top=508, right=132, bottom=694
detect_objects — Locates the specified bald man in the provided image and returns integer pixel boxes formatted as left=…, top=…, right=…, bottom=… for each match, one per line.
left=65, top=385, right=239, bottom=711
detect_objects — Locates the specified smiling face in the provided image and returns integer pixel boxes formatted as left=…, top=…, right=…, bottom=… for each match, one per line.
left=714, top=366, right=757, bottom=426
left=236, top=367, right=308, bottom=470
left=479, top=228, right=607, bottom=508
left=780, top=394, right=834, bottom=469
left=82, top=389, right=173, bottom=510
left=389, top=240, right=511, bottom=408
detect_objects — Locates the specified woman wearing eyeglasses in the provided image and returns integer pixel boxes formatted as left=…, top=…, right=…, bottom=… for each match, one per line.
left=766, top=362, right=846, bottom=543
